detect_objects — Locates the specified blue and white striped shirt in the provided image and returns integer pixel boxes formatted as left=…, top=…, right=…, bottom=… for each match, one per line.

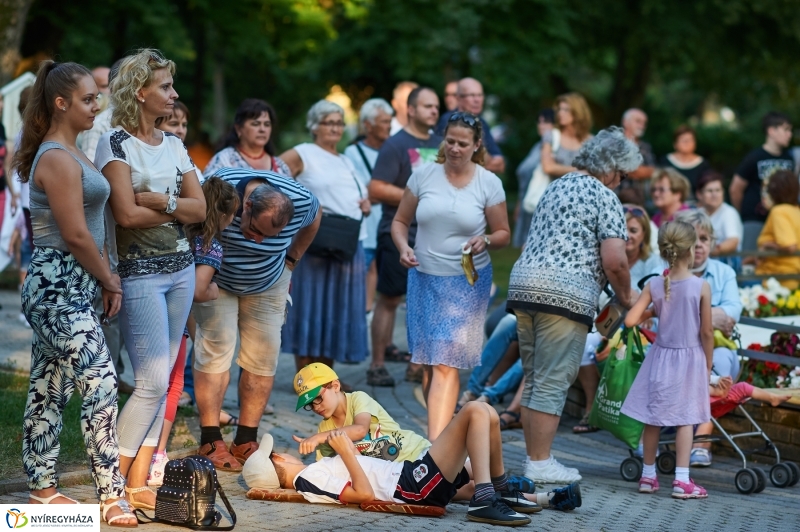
left=213, top=167, right=320, bottom=295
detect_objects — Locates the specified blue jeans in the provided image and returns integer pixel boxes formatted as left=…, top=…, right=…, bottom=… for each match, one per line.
left=467, top=313, right=518, bottom=396
left=117, top=266, right=195, bottom=456
left=482, top=359, right=523, bottom=403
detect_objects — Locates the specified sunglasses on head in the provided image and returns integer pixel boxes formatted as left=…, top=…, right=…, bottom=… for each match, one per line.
left=448, top=112, right=478, bottom=128
left=624, top=206, right=646, bottom=217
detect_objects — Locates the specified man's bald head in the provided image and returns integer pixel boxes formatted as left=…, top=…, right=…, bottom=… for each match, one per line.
left=457, top=77, right=484, bottom=115
left=622, top=108, right=647, bottom=140
left=92, top=66, right=111, bottom=97
left=391, top=81, right=419, bottom=127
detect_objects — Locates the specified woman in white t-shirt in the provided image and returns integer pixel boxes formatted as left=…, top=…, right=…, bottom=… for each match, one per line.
left=697, top=171, right=742, bottom=270
left=392, top=112, right=510, bottom=440
left=279, top=100, right=371, bottom=379
left=94, top=49, right=205, bottom=511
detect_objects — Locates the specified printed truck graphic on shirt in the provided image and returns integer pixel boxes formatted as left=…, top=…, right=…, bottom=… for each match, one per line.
left=354, top=424, right=401, bottom=461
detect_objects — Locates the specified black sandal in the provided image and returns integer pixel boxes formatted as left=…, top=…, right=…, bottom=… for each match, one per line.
left=499, top=410, right=522, bottom=430
left=366, top=366, right=395, bottom=387
left=572, top=413, right=599, bottom=433
left=385, top=344, right=412, bottom=363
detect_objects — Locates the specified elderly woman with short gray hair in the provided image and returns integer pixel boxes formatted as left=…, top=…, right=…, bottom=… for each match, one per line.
left=507, top=126, right=641, bottom=484
left=280, top=100, right=370, bottom=374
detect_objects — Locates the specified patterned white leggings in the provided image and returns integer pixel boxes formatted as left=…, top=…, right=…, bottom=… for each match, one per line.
left=22, top=247, right=125, bottom=501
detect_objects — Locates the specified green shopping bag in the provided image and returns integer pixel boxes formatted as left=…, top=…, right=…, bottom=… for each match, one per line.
left=588, top=327, right=645, bottom=449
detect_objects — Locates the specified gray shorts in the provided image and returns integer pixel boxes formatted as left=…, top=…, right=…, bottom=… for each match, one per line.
left=515, top=309, right=588, bottom=416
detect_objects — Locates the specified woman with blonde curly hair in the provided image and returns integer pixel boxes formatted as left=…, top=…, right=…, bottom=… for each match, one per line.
left=541, top=92, right=593, bottom=178
left=93, top=49, right=205, bottom=510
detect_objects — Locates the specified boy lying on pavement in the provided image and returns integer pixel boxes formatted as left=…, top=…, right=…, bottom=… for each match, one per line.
left=244, top=402, right=581, bottom=527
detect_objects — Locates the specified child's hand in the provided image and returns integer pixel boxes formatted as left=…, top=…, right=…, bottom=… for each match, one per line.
left=327, top=430, right=358, bottom=457
left=292, top=433, right=324, bottom=456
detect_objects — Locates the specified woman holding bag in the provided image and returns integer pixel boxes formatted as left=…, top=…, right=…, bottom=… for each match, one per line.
left=279, top=100, right=370, bottom=374
left=392, top=112, right=509, bottom=440
left=522, top=93, right=593, bottom=213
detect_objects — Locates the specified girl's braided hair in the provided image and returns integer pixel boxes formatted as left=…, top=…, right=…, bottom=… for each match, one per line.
left=657, top=220, right=697, bottom=301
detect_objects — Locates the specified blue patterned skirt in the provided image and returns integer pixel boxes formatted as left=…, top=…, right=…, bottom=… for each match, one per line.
left=407, top=264, right=492, bottom=369
left=281, top=243, right=368, bottom=363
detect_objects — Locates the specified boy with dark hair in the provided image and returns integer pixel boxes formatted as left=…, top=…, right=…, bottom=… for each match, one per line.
left=244, top=401, right=582, bottom=527
left=729, top=111, right=795, bottom=222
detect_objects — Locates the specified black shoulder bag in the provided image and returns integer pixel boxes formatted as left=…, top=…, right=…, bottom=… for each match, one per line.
left=306, top=162, right=366, bottom=262
left=136, top=455, right=236, bottom=530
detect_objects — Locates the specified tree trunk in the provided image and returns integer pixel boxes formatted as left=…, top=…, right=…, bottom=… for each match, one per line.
left=0, top=0, right=33, bottom=86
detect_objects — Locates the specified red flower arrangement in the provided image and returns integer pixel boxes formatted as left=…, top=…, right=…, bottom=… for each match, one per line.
left=742, top=334, right=800, bottom=388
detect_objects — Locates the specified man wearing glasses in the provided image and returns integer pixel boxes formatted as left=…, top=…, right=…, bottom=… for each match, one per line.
left=436, top=77, right=505, bottom=174
left=192, top=167, right=321, bottom=471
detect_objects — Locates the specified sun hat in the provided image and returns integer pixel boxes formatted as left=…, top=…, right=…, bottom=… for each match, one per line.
left=294, top=363, right=339, bottom=411
left=242, top=433, right=279, bottom=489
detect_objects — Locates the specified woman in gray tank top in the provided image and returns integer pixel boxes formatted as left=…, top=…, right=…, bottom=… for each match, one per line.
left=13, top=62, right=136, bottom=526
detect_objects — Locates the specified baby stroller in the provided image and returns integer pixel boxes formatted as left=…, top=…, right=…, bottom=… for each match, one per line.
left=618, top=328, right=800, bottom=494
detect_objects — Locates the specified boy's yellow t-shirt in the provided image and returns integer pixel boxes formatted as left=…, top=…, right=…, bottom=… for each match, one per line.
left=756, top=204, right=800, bottom=289
left=316, top=391, right=430, bottom=463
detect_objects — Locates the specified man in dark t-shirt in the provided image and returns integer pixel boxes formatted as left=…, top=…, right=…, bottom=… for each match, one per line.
left=730, top=112, right=795, bottom=223
left=367, top=86, right=441, bottom=387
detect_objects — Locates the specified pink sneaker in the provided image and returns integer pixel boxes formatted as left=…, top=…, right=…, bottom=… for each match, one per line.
left=147, top=451, right=169, bottom=487
left=671, top=479, right=708, bottom=499
left=638, top=476, right=659, bottom=493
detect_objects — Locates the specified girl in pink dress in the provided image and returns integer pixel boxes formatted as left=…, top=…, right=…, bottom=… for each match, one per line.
left=621, top=220, right=714, bottom=499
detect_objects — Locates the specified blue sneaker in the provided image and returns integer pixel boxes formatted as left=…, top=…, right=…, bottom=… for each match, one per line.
left=690, top=448, right=712, bottom=467
left=507, top=475, right=535, bottom=494
left=549, top=482, right=582, bottom=511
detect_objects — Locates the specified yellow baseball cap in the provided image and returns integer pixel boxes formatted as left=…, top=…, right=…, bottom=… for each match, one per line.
left=294, top=363, right=339, bottom=411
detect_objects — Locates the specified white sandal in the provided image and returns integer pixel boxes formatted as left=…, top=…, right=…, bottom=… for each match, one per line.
left=28, top=492, right=79, bottom=504
left=124, top=486, right=156, bottom=511
left=102, top=499, right=138, bottom=528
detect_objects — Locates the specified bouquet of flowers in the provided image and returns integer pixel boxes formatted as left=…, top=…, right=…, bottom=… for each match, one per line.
left=741, top=332, right=800, bottom=389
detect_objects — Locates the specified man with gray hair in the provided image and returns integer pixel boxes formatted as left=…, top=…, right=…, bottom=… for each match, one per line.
left=344, top=98, right=394, bottom=385
left=193, top=167, right=321, bottom=471
left=618, top=108, right=657, bottom=206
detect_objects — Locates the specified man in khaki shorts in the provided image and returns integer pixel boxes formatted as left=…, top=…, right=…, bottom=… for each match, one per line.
left=194, top=167, right=320, bottom=471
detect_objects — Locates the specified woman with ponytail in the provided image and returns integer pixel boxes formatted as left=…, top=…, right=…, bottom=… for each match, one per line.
left=621, top=220, right=714, bottom=500
left=93, top=49, right=205, bottom=510
left=14, top=60, right=136, bottom=526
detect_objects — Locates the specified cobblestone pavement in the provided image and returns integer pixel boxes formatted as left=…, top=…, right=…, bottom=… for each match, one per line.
left=1, top=290, right=799, bottom=531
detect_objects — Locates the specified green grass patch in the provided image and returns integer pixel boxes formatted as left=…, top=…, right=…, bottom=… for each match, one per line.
left=489, top=246, right=520, bottom=303
left=0, top=371, right=90, bottom=480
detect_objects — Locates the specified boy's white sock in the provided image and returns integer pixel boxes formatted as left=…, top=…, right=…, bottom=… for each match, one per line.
left=535, top=492, right=550, bottom=507
left=675, top=467, right=690, bottom=483
left=528, top=456, right=550, bottom=467
left=642, top=463, right=656, bottom=479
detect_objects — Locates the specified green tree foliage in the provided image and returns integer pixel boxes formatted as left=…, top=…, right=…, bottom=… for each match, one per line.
left=16, top=0, right=800, bottom=176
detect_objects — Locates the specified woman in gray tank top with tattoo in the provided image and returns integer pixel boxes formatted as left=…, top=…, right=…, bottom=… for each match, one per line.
left=13, top=61, right=136, bottom=526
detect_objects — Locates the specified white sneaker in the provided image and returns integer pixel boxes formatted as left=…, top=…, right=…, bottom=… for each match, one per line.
left=523, top=455, right=582, bottom=484
left=457, top=390, right=478, bottom=409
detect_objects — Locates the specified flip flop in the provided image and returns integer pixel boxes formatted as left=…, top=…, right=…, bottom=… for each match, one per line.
left=499, top=410, right=522, bottom=430
left=572, top=413, right=599, bottom=433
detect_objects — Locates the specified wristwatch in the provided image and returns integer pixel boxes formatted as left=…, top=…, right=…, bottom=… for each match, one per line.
left=483, top=235, right=491, bottom=248
left=285, top=255, right=298, bottom=266
left=164, top=195, right=178, bottom=214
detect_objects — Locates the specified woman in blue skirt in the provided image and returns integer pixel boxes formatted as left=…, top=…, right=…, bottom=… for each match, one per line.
left=392, top=112, right=510, bottom=440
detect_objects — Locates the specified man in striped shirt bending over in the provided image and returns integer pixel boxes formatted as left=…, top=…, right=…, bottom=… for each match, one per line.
left=194, top=167, right=321, bottom=471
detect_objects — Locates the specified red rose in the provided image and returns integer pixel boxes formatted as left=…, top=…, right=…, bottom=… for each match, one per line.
left=758, top=295, right=770, bottom=305
left=765, top=362, right=781, bottom=371
left=747, top=343, right=763, bottom=351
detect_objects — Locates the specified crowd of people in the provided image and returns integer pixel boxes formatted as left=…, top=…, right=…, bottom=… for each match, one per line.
left=5, top=45, right=800, bottom=527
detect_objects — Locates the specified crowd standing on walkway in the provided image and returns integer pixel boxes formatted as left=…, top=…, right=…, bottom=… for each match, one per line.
left=7, top=45, right=800, bottom=527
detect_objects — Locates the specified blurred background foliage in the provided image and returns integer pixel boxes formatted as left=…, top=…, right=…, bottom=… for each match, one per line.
left=11, top=0, right=800, bottom=187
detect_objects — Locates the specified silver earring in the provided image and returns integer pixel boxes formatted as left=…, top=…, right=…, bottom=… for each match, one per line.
left=61, top=107, right=66, bottom=111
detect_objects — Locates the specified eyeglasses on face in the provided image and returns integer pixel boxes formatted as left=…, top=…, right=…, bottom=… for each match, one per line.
left=652, top=186, right=673, bottom=194
left=448, top=112, right=478, bottom=128
left=302, top=387, right=329, bottom=411
left=318, top=120, right=345, bottom=128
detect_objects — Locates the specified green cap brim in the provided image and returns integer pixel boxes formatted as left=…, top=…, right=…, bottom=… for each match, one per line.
left=296, top=385, right=323, bottom=411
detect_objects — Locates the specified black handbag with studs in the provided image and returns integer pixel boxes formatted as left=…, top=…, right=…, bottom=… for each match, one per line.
left=136, top=455, right=236, bottom=530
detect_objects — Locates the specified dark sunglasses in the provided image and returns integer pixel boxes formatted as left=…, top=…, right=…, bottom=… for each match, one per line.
left=624, top=206, right=646, bottom=217
left=448, top=112, right=478, bottom=128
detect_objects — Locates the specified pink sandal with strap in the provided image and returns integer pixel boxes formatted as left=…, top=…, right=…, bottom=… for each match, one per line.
left=638, top=476, right=659, bottom=493
left=671, top=479, right=708, bottom=499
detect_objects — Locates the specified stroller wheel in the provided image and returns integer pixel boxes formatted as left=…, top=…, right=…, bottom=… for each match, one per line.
left=784, top=462, right=800, bottom=487
left=735, top=468, right=758, bottom=494
left=770, top=463, right=792, bottom=488
left=620, top=457, right=642, bottom=482
left=751, top=467, right=767, bottom=493
left=656, top=451, right=676, bottom=475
